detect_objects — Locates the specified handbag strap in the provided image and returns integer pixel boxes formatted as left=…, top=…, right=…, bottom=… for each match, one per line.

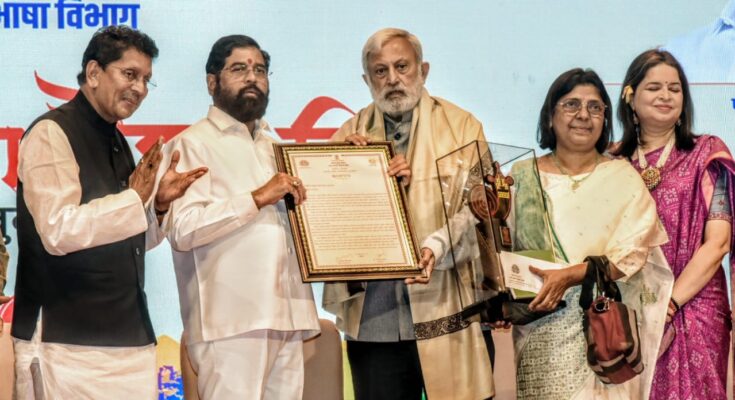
left=579, top=258, right=597, bottom=310
left=594, top=256, right=621, bottom=302
left=579, top=255, right=620, bottom=310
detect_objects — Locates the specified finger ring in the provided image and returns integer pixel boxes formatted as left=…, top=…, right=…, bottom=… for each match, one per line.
left=292, top=180, right=300, bottom=187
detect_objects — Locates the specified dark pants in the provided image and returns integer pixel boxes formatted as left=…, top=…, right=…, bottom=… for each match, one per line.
left=346, top=340, right=425, bottom=400
left=482, top=328, right=496, bottom=370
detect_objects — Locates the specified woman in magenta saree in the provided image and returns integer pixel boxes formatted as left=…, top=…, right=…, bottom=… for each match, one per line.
left=615, top=49, right=735, bottom=399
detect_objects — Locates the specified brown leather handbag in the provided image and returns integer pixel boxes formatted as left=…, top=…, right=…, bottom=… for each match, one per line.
left=579, top=256, right=643, bottom=384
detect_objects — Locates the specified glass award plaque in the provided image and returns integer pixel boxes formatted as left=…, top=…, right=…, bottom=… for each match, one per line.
left=434, top=141, right=557, bottom=319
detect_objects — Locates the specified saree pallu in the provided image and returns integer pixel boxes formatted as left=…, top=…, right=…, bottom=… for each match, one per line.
left=323, top=90, right=494, bottom=400
left=511, top=159, right=673, bottom=400
left=637, top=135, right=735, bottom=400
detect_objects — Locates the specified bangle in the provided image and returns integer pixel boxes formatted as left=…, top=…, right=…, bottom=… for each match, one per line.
left=670, top=298, right=681, bottom=312
left=155, top=207, right=169, bottom=217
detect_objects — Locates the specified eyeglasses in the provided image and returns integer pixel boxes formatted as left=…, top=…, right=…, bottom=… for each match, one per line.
left=223, top=63, right=271, bottom=79
left=557, top=99, right=606, bottom=117
left=108, top=66, right=156, bottom=89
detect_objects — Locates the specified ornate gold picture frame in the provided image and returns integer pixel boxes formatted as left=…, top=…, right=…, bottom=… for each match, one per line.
left=274, top=142, right=422, bottom=282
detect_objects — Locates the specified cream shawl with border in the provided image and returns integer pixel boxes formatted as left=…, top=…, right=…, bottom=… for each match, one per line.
left=323, top=89, right=494, bottom=399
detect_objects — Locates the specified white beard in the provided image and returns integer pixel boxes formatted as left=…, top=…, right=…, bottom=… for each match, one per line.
left=369, top=77, right=424, bottom=117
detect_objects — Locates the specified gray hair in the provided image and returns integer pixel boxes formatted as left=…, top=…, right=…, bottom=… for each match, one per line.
left=361, top=28, right=423, bottom=77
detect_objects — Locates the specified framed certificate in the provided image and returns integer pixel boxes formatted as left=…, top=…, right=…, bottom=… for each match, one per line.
left=274, top=142, right=422, bottom=282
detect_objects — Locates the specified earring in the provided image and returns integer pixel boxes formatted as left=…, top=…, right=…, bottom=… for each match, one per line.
left=676, top=119, right=681, bottom=127
left=633, top=113, right=639, bottom=125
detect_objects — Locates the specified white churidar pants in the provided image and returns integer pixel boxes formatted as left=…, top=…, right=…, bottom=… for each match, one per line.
left=187, top=329, right=304, bottom=400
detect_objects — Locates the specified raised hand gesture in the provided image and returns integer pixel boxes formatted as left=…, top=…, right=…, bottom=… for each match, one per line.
left=154, top=150, right=208, bottom=213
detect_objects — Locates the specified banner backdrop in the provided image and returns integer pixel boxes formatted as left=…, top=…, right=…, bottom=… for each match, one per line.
left=1, top=1, right=733, bottom=398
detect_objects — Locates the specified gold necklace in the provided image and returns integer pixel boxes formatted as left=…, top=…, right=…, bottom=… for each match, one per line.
left=636, top=134, right=675, bottom=191
left=550, top=152, right=600, bottom=192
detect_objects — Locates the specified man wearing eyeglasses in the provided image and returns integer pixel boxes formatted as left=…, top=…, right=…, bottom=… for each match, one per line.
left=12, top=25, right=206, bottom=399
left=163, top=35, right=319, bottom=399
left=323, top=28, right=494, bottom=400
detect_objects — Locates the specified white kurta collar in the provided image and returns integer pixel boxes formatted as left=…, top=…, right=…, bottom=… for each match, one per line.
left=206, top=105, right=271, bottom=139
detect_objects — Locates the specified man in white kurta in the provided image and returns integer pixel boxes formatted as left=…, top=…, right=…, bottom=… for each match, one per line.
left=13, top=26, right=206, bottom=400
left=164, top=35, right=319, bottom=399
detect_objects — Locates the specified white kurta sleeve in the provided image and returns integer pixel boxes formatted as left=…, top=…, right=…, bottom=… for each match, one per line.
left=144, top=155, right=175, bottom=251
left=145, top=205, right=166, bottom=251
left=165, top=137, right=260, bottom=253
left=18, top=120, right=149, bottom=256
left=422, top=205, right=480, bottom=270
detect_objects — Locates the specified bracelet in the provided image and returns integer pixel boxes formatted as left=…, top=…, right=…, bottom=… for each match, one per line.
left=670, top=297, right=681, bottom=312
left=154, top=207, right=169, bottom=217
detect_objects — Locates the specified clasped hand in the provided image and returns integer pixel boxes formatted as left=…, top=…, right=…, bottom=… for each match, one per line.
left=129, top=137, right=164, bottom=203
left=129, top=137, right=209, bottom=212
left=344, top=134, right=411, bottom=186
left=528, top=266, right=574, bottom=312
left=252, top=173, right=307, bottom=209
left=155, top=150, right=209, bottom=212
left=405, top=248, right=435, bottom=285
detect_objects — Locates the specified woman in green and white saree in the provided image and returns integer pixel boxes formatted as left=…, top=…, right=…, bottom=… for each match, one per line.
left=510, top=68, right=673, bottom=400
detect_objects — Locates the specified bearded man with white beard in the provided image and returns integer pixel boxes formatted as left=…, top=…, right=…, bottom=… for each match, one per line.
left=323, top=28, right=495, bottom=400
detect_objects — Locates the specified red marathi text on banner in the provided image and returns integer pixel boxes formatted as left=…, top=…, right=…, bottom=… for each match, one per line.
left=0, top=73, right=354, bottom=191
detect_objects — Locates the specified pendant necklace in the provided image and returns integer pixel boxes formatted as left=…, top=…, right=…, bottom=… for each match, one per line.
left=550, top=152, right=600, bottom=192
left=636, top=134, right=675, bottom=191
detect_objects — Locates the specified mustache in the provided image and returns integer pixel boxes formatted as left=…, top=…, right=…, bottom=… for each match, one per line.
left=382, top=87, right=407, bottom=99
left=122, top=91, right=140, bottom=104
left=238, top=84, right=266, bottom=99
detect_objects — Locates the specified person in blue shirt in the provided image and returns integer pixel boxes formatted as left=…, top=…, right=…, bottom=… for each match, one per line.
left=664, top=0, right=735, bottom=82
